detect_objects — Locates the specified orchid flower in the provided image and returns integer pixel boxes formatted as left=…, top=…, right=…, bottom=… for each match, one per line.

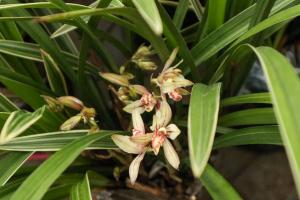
left=150, top=100, right=181, bottom=169
left=153, top=48, right=193, bottom=101
left=112, top=109, right=152, bottom=184
left=123, top=85, right=157, bottom=114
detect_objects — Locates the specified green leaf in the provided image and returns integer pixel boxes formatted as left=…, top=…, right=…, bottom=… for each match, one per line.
left=200, top=164, right=242, bottom=200
left=10, top=131, right=115, bottom=200
left=41, top=50, right=68, bottom=96
left=0, top=40, right=98, bottom=74
left=70, top=173, right=92, bottom=200
left=0, top=130, right=118, bottom=151
left=213, top=125, right=281, bottom=149
left=221, top=93, right=271, bottom=107
left=0, top=106, right=45, bottom=144
left=3, top=0, right=76, bottom=81
left=51, top=0, right=124, bottom=38
left=189, top=0, right=203, bottom=20
left=0, top=152, right=33, bottom=186
left=0, top=93, right=19, bottom=112
left=219, top=108, right=277, bottom=127
left=0, top=39, right=42, bottom=62
left=233, top=4, right=300, bottom=46
left=251, top=46, right=300, bottom=196
left=191, top=0, right=295, bottom=66
left=200, top=0, right=227, bottom=39
left=43, top=185, right=72, bottom=200
left=132, top=0, right=162, bottom=35
left=188, top=83, right=221, bottom=177
left=0, top=2, right=89, bottom=11
left=173, top=0, right=189, bottom=29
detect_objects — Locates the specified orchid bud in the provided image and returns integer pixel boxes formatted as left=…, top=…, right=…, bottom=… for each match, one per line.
left=57, top=96, right=84, bottom=111
left=60, top=115, right=82, bottom=131
left=99, top=72, right=130, bottom=86
left=41, top=95, right=63, bottom=112
left=117, top=87, right=131, bottom=103
left=135, top=60, right=157, bottom=71
left=128, top=85, right=148, bottom=95
left=132, top=45, right=152, bottom=61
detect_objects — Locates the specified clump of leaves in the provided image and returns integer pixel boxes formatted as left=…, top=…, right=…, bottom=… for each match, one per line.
left=0, top=0, right=300, bottom=200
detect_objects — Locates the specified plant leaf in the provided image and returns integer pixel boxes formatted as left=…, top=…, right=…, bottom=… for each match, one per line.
left=10, top=131, right=115, bottom=200
left=0, top=106, right=45, bottom=144
left=188, top=83, right=221, bottom=177
left=191, top=0, right=295, bottom=66
left=0, top=93, right=19, bottom=112
left=251, top=46, right=300, bottom=196
left=219, top=108, right=277, bottom=127
left=70, top=173, right=92, bottom=200
left=221, top=92, right=271, bottom=107
left=200, top=164, right=242, bottom=200
left=132, top=0, right=162, bottom=35
left=173, top=0, right=189, bottom=29
left=51, top=0, right=124, bottom=38
left=213, top=125, right=281, bottom=149
left=0, top=130, right=120, bottom=151
left=41, top=49, right=68, bottom=96
left=0, top=152, right=33, bottom=186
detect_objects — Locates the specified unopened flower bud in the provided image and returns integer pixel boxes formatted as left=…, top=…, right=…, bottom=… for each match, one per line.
left=99, top=72, right=130, bottom=86
left=129, top=85, right=149, bottom=95
left=57, top=96, right=84, bottom=111
left=117, top=87, right=131, bottom=103
left=135, top=60, right=157, bottom=71
left=41, top=95, right=63, bottom=112
left=132, top=45, right=152, bottom=60
left=60, top=115, right=82, bottom=131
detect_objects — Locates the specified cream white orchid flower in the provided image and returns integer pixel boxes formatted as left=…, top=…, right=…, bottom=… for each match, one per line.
left=153, top=48, right=193, bottom=101
left=123, top=85, right=157, bottom=114
left=150, top=100, right=181, bottom=169
left=111, top=109, right=152, bottom=184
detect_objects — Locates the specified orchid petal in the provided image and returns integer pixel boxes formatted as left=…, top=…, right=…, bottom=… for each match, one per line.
left=131, top=133, right=153, bottom=144
left=162, top=48, right=179, bottom=72
left=111, top=134, right=143, bottom=154
left=60, top=115, right=82, bottom=131
left=132, top=109, right=145, bottom=135
left=152, top=129, right=166, bottom=155
left=163, top=139, right=180, bottom=169
left=159, top=100, right=172, bottom=127
left=123, top=100, right=144, bottom=114
left=129, top=152, right=145, bottom=184
left=166, top=124, right=181, bottom=140
left=99, top=72, right=129, bottom=86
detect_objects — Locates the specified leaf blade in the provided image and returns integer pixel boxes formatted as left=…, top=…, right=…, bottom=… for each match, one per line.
left=10, top=131, right=114, bottom=200
left=188, top=83, right=221, bottom=177
left=200, top=164, right=242, bottom=200
left=251, top=46, right=300, bottom=196
left=132, top=0, right=162, bottom=35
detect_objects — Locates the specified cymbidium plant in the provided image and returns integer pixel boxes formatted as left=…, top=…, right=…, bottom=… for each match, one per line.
left=1, top=0, right=300, bottom=199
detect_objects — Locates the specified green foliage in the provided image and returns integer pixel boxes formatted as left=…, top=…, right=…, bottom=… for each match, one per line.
left=188, top=83, right=221, bottom=177
left=0, top=0, right=299, bottom=199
